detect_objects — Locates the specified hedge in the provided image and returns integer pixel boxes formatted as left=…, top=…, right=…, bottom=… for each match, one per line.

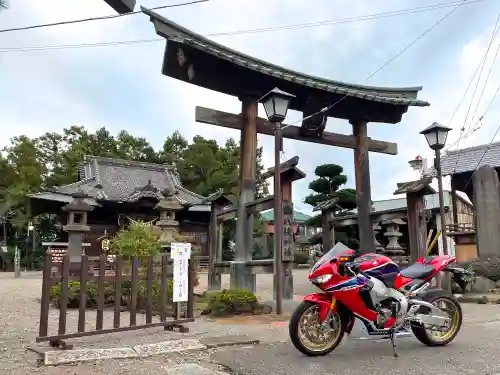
left=50, top=280, right=174, bottom=310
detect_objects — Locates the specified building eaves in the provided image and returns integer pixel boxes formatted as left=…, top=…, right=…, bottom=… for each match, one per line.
left=424, top=141, right=500, bottom=177
left=142, top=7, right=430, bottom=108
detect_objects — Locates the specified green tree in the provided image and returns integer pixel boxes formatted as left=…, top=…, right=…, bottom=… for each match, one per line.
left=304, top=163, right=358, bottom=249
left=160, top=130, right=188, bottom=165
left=304, top=164, right=357, bottom=211
left=3, top=136, right=46, bottom=227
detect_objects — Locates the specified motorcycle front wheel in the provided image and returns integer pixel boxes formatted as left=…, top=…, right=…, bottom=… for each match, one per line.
left=289, top=301, right=345, bottom=356
left=411, top=290, right=463, bottom=346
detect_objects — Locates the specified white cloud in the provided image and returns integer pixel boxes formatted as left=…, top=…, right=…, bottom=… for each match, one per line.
left=1, top=0, right=499, bottom=213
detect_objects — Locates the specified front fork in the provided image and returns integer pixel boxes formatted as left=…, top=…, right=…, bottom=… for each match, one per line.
left=320, top=297, right=337, bottom=330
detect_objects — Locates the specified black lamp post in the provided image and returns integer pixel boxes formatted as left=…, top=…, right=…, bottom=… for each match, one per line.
left=103, top=0, right=135, bottom=14
left=258, top=87, right=295, bottom=315
left=420, top=122, right=452, bottom=256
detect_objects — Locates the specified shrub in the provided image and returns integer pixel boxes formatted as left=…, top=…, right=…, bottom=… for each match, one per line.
left=50, top=279, right=174, bottom=309
left=205, top=289, right=259, bottom=316
left=110, top=221, right=162, bottom=257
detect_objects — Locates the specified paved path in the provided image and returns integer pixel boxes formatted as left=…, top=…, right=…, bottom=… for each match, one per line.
left=210, top=318, right=500, bottom=375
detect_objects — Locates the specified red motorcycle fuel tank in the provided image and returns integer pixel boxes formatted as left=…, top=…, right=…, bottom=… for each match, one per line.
left=354, top=253, right=400, bottom=277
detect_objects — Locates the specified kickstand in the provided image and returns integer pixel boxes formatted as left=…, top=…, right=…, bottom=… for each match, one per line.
left=389, top=329, right=398, bottom=358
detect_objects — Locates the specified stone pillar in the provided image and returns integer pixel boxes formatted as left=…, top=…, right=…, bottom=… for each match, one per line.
left=472, top=165, right=500, bottom=279
left=155, top=187, right=184, bottom=250
left=383, top=219, right=408, bottom=266
left=372, top=222, right=385, bottom=253
left=62, top=191, right=94, bottom=267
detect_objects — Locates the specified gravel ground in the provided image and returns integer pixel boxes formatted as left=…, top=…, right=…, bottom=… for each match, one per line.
left=0, top=271, right=299, bottom=374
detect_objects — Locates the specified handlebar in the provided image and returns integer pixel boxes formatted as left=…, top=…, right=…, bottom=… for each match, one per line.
left=345, top=262, right=371, bottom=279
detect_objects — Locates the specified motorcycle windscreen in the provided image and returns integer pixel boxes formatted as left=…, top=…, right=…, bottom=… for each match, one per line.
left=310, top=242, right=353, bottom=273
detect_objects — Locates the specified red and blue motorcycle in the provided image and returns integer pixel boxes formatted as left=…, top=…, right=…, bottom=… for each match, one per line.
left=289, top=242, right=471, bottom=357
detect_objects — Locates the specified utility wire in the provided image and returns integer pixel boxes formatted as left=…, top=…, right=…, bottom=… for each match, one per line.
left=450, top=13, right=500, bottom=174
left=468, top=21, right=500, bottom=129
left=463, top=119, right=500, bottom=190
left=283, top=0, right=470, bottom=130
left=0, top=0, right=486, bottom=53
left=459, top=77, right=500, bottom=190
left=0, top=0, right=210, bottom=34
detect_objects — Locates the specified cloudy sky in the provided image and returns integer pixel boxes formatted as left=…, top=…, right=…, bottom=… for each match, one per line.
left=1, top=0, right=499, bottom=214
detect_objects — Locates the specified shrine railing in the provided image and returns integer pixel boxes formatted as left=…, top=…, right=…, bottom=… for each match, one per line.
left=37, top=253, right=195, bottom=347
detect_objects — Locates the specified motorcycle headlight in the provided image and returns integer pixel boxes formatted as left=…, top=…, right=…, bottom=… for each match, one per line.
left=310, top=274, right=333, bottom=284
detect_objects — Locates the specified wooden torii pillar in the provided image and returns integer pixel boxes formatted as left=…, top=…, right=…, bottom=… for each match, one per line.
left=394, top=178, right=435, bottom=262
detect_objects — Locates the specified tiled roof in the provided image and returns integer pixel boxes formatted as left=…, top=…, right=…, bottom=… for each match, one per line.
left=50, top=156, right=207, bottom=205
left=425, top=141, right=500, bottom=177
left=142, top=7, right=430, bottom=108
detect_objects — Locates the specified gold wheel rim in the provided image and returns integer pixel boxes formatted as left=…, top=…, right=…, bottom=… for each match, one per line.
left=424, top=298, right=460, bottom=342
left=297, top=304, right=341, bottom=352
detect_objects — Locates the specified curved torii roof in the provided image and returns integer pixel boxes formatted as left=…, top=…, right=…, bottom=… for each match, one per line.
left=142, top=7, right=429, bottom=124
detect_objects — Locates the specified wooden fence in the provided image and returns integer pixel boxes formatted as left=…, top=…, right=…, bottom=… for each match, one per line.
left=37, top=253, right=195, bottom=347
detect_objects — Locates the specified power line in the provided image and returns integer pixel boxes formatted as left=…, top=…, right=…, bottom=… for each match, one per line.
left=460, top=76, right=500, bottom=190
left=463, top=119, right=500, bottom=190
left=284, top=0, right=470, bottom=130
left=450, top=13, right=500, bottom=174
left=0, top=0, right=486, bottom=53
left=0, top=0, right=210, bottom=34
left=468, top=21, right=500, bottom=128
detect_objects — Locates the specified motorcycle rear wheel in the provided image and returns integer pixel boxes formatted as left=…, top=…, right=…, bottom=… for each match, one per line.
left=411, top=290, right=463, bottom=346
left=289, top=301, right=345, bottom=356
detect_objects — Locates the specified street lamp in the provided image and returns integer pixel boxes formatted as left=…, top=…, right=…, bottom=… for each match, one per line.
left=258, top=87, right=295, bottom=315
left=103, top=0, right=135, bottom=14
left=420, top=122, right=452, bottom=256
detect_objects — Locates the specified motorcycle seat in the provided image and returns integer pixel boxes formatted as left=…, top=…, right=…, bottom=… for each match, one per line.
left=376, top=272, right=399, bottom=288
left=400, top=262, right=435, bottom=280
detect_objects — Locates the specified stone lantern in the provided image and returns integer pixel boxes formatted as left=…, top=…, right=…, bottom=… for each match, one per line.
left=155, top=186, right=184, bottom=247
left=382, top=219, right=408, bottom=266
left=62, top=190, right=94, bottom=263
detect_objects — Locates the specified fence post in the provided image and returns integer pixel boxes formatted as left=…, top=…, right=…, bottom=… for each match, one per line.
left=38, top=252, right=52, bottom=338
left=187, top=258, right=195, bottom=319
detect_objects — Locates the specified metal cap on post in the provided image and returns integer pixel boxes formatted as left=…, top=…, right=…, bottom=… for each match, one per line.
left=103, top=0, right=136, bottom=14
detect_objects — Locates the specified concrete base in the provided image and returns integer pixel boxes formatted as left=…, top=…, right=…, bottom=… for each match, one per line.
left=283, top=263, right=294, bottom=300
left=229, top=261, right=256, bottom=293
left=208, top=271, right=222, bottom=291
left=273, top=266, right=295, bottom=301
